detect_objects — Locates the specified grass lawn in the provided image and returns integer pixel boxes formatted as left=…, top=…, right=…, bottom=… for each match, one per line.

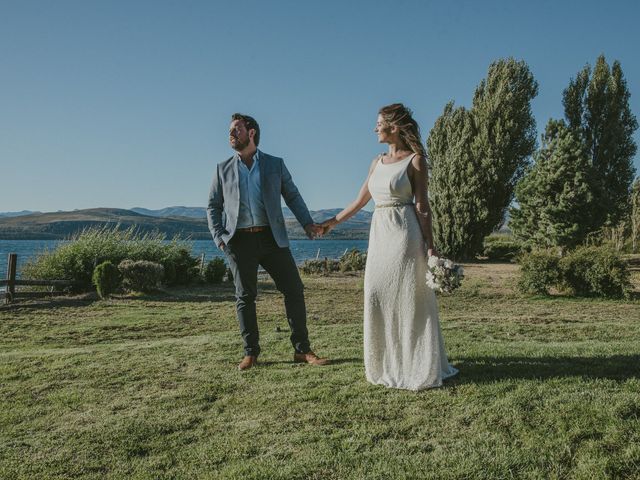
left=1, top=263, right=640, bottom=479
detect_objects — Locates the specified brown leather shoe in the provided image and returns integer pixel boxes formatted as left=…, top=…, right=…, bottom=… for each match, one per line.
left=238, top=356, right=257, bottom=370
left=293, top=351, right=329, bottom=366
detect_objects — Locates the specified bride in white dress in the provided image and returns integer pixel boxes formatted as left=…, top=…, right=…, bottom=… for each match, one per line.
left=321, top=103, right=458, bottom=391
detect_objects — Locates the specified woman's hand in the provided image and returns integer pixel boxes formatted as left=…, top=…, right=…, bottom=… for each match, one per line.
left=320, top=217, right=338, bottom=236
left=427, top=247, right=440, bottom=258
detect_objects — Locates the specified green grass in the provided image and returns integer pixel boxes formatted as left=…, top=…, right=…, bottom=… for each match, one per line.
left=1, top=264, right=640, bottom=479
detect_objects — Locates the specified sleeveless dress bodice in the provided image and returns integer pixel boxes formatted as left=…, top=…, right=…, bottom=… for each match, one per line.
left=367, top=155, right=414, bottom=205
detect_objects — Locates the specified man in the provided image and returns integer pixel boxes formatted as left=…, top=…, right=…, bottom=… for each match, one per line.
left=207, top=113, right=329, bottom=370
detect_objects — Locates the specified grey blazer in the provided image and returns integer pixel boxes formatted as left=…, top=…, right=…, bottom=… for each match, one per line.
left=207, top=150, right=314, bottom=248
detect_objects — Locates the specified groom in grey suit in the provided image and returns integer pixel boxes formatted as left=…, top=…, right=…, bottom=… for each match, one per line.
left=207, top=113, right=329, bottom=370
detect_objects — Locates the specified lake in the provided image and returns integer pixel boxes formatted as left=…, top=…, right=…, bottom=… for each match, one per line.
left=0, top=239, right=369, bottom=279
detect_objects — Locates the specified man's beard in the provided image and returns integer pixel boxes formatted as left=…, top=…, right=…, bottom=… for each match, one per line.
left=231, top=136, right=250, bottom=151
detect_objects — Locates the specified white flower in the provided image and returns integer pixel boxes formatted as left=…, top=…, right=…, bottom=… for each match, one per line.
left=437, top=257, right=445, bottom=267
left=444, top=259, right=454, bottom=269
left=428, top=255, right=439, bottom=268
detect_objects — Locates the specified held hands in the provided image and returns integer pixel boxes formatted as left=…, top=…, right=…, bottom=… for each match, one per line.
left=304, top=216, right=339, bottom=239
left=304, top=223, right=324, bottom=240
left=319, top=216, right=338, bottom=236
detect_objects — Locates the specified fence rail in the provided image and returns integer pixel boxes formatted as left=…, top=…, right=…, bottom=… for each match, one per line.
left=3, top=253, right=73, bottom=304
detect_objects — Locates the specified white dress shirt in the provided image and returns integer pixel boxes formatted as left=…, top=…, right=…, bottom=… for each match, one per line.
left=236, top=150, right=269, bottom=228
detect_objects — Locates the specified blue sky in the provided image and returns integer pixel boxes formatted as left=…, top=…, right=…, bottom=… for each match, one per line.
left=1, top=0, right=639, bottom=212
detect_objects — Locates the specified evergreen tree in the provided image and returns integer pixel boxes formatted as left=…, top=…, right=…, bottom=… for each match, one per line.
left=510, top=120, right=593, bottom=252
left=427, top=103, right=481, bottom=260
left=562, top=55, right=638, bottom=229
left=426, top=58, right=538, bottom=260
left=471, top=58, right=539, bottom=232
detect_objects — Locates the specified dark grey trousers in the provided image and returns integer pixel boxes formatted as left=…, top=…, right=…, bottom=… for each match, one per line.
left=223, top=229, right=310, bottom=357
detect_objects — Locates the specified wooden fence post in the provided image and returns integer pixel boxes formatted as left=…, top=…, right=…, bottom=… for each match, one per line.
left=199, top=253, right=206, bottom=276
left=6, top=253, right=17, bottom=304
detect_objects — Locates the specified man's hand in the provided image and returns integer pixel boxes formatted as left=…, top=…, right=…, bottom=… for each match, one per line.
left=218, top=241, right=226, bottom=251
left=304, top=224, right=323, bottom=239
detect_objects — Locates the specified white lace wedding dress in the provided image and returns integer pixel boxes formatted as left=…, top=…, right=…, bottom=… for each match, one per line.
left=364, top=154, right=458, bottom=391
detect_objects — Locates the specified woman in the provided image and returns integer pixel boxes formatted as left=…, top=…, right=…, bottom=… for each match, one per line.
left=321, top=103, right=458, bottom=390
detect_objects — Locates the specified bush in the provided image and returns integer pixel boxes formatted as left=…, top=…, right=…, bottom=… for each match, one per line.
left=559, top=246, right=631, bottom=298
left=92, top=261, right=121, bottom=299
left=204, top=257, right=226, bottom=283
left=118, top=260, right=164, bottom=292
left=161, top=246, right=200, bottom=286
left=517, top=245, right=632, bottom=298
left=482, top=236, right=525, bottom=261
left=517, top=249, right=561, bottom=295
left=300, top=258, right=340, bottom=275
left=339, top=249, right=367, bottom=272
left=21, top=226, right=198, bottom=292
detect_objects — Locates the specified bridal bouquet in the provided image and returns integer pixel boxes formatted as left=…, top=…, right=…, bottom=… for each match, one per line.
left=426, top=255, right=464, bottom=293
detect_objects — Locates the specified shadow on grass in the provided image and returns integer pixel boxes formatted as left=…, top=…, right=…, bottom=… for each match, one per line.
left=124, top=281, right=284, bottom=304
left=0, top=295, right=96, bottom=312
left=0, top=281, right=298, bottom=311
left=513, top=289, right=640, bottom=303
left=257, top=357, right=361, bottom=367
left=130, top=290, right=237, bottom=303
left=451, top=354, right=640, bottom=384
left=0, top=290, right=237, bottom=309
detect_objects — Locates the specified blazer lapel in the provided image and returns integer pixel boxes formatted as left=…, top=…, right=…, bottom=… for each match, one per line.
left=231, top=155, right=239, bottom=196
left=258, top=150, right=267, bottom=196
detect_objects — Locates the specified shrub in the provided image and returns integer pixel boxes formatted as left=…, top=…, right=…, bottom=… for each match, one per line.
left=559, top=246, right=631, bottom=298
left=21, top=226, right=197, bottom=292
left=204, top=257, right=226, bottom=283
left=92, top=261, right=121, bottom=299
left=300, top=258, right=340, bottom=275
left=516, top=249, right=561, bottom=295
left=118, top=260, right=164, bottom=292
left=161, top=246, right=200, bottom=286
left=339, top=249, right=367, bottom=272
left=482, top=236, right=525, bottom=261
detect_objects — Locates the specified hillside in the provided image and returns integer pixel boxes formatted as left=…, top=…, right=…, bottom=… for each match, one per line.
left=0, top=208, right=209, bottom=240
left=0, top=207, right=371, bottom=240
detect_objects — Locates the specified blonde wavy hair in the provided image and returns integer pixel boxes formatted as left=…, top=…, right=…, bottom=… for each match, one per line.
left=378, top=103, right=426, bottom=158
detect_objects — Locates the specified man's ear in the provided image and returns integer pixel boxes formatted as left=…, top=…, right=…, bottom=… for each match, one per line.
left=248, top=129, right=256, bottom=141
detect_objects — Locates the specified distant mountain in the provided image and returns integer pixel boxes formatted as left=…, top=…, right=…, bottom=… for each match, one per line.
left=0, top=207, right=372, bottom=240
left=131, top=206, right=206, bottom=218
left=0, top=210, right=40, bottom=218
left=127, top=205, right=373, bottom=239
left=130, top=205, right=373, bottom=222
left=0, top=208, right=209, bottom=240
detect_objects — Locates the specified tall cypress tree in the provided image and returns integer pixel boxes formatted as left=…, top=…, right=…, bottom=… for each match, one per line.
left=471, top=58, right=539, bottom=233
left=562, top=55, right=638, bottom=229
left=509, top=120, right=593, bottom=252
left=427, top=58, right=538, bottom=260
left=427, top=103, right=481, bottom=260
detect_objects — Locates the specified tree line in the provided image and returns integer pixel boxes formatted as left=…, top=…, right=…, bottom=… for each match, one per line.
left=426, top=55, right=639, bottom=260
